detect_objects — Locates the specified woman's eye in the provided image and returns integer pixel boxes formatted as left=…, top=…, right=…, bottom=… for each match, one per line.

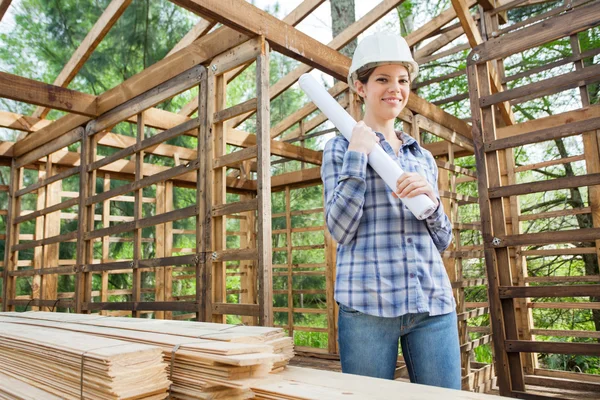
left=377, top=78, right=387, bottom=82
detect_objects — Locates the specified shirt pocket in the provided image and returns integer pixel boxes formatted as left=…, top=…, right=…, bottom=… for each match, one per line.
left=415, top=159, right=435, bottom=185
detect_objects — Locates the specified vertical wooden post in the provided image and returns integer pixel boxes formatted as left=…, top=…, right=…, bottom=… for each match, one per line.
left=155, top=181, right=165, bottom=319
left=285, top=186, right=294, bottom=336
left=3, top=163, right=22, bottom=312
left=165, top=181, right=174, bottom=320
left=101, top=173, right=111, bottom=315
left=196, top=77, right=208, bottom=321
left=239, top=191, right=257, bottom=326
left=571, top=33, right=600, bottom=341
left=132, top=113, right=145, bottom=318
left=42, top=157, right=61, bottom=310
left=32, top=165, right=46, bottom=311
left=75, top=127, right=91, bottom=314
left=468, top=60, right=525, bottom=395
left=200, top=66, right=214, bottom=322
left=256, top=37, right=273, bottom=327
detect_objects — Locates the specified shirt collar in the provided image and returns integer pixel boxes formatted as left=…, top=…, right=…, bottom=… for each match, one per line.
left=374, top=130, right=418, bottom=149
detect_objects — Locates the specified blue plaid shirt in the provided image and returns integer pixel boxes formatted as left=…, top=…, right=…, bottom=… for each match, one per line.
left=322, top=131, right=455, bottom=318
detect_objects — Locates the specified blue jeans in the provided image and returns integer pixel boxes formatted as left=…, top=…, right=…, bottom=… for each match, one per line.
left=338, top=303, right=461, bottom=389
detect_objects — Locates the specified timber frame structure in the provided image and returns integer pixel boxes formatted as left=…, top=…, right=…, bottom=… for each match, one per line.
left=0, top=0, right=599, bottom=398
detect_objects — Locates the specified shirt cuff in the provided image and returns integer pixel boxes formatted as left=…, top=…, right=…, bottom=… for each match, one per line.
left=425, top=197, right=445, bottom=228
left=340, top=150, right=368, bottom=181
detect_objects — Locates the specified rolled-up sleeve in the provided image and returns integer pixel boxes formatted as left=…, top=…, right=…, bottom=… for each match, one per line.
left=321, top=137, right=368, bottom=245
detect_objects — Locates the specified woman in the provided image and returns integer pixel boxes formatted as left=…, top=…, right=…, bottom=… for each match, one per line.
left=321, top=32, right=461, bottom=389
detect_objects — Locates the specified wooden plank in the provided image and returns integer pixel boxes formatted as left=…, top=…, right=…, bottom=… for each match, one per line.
left=484, top=63, right=600, bottom=107
left=405, top=0, right=477, bottom=46
left=452, top=0, right=514, bottom=125
left=469, top=0, right=600, bottom=63
left=227, top=0, right=406, bottom=128
left=214, top=98, right=257, bottom=123
left=84, top=205, right=197, bottom=241
left=0, top=110, right=52, bottom=133
left=488, top=173, right=600, bottom=198
left=12, top=231, right=78, bottom=252
left=413, top=69, right=466, bottom=90
left=503, top=45, right=600, bottom=84
left=87, top=65, right=205, bottom=135
left=524, top=374, right=600, bottom=393
left=12, top=1, right=317, bottom=157
left=416, top=114, right=474, bottom=147
left=505, top=340, right=600, bottom=356
left=89, top=117, right=199, bottom=171
left=213, top=146, right=257, bottom=169
left=530, top=329, right=600, bottom=339
left=271, top=81, right=347, bottom=139
left=15, top=166, right=79, bottom=197
left=227, top=129, right=322, bottom=165
left=166, top=17, right=216, bottom=57
left=0, top=71, right=98, bottom=116
left=212, top=302, right=259, bottom=317
left=519, top=207, right=591, bottom=222
left=85, top=160, right=200, bottom=206
left=0, top=0, right=11, bottom=22
left=415, top=28, right=466, bottom=62
left=527, top=302, right=600, bottom=310
left=31, top=0, right=132, bottom=120
left=514, top=155, right=586, bottom=173
left=499, top=285, right=600, bottom=298
left=497, top=228, right=600, bottom=247
left=212, top=199, right=258, bottom=217
left=521, top=248, right=597, bottom=256
left=14, top=197, right=79, bottom=225
left=468, top=59, right=523, bottom=394
left=256, top=39, right=273, bottom=327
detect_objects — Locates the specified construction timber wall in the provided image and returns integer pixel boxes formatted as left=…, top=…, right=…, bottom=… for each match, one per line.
left=0, top=0, right=599, bottom=398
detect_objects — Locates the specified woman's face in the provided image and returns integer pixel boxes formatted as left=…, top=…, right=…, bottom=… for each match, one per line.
left=354, top=64, right=410, bottom=121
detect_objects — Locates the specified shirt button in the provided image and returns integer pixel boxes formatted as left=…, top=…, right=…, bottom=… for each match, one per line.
left=410, top=273, right=416, bottom=278
left=407, top=238, right=413, bottom=244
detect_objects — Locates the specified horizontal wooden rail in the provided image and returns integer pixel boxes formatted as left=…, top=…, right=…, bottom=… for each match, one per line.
left=505, top=340, right=600, bottom=356
left=499, top=285, right=600, bottom=298
left=488, top=173, right=600, bottom=198
left=494, top=228, right=600, bottom=247
left=89, top=117, right=199, bottom=172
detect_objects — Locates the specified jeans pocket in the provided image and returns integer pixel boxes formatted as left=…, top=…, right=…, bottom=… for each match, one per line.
left=338, top=303, right=360, bottom=314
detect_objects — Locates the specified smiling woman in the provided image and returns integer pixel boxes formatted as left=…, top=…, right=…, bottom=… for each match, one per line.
left=321, top=32, right=460, bottom=389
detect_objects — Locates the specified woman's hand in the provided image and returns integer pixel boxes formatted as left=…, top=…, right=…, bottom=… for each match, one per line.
left=348, top=121, right=379, bottom=155
left=393, top=172, right=439, bottom=206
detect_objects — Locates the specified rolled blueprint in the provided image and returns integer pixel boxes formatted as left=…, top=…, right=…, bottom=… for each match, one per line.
left=299, top=73, right=437, bottom=220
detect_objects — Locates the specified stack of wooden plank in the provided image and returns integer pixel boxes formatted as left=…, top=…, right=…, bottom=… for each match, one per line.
left=2, top=311, right=294, bottom=369
left=0, top=312, right=292, bottom=399
left=0, top=322, right=170, bottom=399
left=0, top=372, right=64, bottom=400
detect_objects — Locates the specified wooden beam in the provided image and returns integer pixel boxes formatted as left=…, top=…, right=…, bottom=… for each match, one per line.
left=404, top=0, right=477, bottom=46
left=469, top=0, right=600, bottom=64
left=0, top=110, right=51, bottom=132
left=30, top=0, right=132, bottom=120
left=171, top=0, right=349, bottom=80
left=451, top=0, right=514, bottom=125
left=14, top=0, right=320, bottom=157
left=166, top=18, right=216, bottom=57
left=0, top=72, right=98, bottom=116
left=0, top=0, right=11, bottom=23
left=227, top=0, right=406, bottom=128
left=496, top=104, right=600, bottom=139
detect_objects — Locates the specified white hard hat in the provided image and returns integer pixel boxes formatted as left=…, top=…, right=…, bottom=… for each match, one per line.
left=347, top=32, right=419, bottom=93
